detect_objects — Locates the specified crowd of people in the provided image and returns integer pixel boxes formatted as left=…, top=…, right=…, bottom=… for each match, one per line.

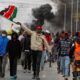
left=0, top=22, right=80, bottom=80
left=0, top=22, right=52, bottom=80
left=53, top=31, right=80, bottom=80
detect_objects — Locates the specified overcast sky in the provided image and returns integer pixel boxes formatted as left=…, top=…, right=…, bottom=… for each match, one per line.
left=0, top=0, right=51, bottom=3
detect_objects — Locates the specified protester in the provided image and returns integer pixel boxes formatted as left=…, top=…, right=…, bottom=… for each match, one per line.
left=45, top=30, right=52, bottom=45
left=59, top=32, right=72, bottom=80
left=44, top=30, right=52, bottom=67
left=7, top=32, right=21, bottom=80
left=54, top=32, right=60, bottom=73
left=54, top=32, right=60, bottom=60
left=16, top=22, right=51, bottom=80
left=40, top=31, right=48, bottom=70
left=0, top=31, right=9, bottom=78
left=21, top=32, right=32, bottom=73
left=69, top=32, right=80, bottom=80
left=72, top=32, right=79, bottom=43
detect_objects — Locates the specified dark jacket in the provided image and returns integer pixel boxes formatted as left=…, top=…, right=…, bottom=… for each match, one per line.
left=22, top=35, right=31, bottom=51
left=69, top=38, right=80, bottom=60
left=7, top=32, right=21, bottom=59
left=59, top=38, right=72, bottom=56
left=69, top=45, right=75, bottom=61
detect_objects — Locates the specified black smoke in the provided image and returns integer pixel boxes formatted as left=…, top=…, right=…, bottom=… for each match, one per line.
left=51, top=0, right=71, bottom=30
left=31, top=3, right=69, bottom=30
left=32, top=4, right=54, bottom=29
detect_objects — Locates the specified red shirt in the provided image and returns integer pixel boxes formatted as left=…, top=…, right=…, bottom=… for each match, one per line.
left=45, top=34, right=52, bottom=44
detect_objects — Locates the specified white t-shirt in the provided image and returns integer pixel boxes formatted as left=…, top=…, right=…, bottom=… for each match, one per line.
left=18, top=35, right=24, bottom=41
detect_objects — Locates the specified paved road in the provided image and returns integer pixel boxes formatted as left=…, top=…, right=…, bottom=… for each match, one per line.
left=0, top=63, right=72, bottom=80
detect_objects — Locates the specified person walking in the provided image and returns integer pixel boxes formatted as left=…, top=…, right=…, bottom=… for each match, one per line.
left=22, top=32, right=32, bottom=73
left=69, top=32, right=80, bottom=80
left=44, top=30, right=52, bottom=67
left=0, top=31, right=9, bottom=78
left=16, top=22, right=51, bottom=80
left=59, top=32, right=72, bottom=80
left=7, top=32, right=21, bottom=80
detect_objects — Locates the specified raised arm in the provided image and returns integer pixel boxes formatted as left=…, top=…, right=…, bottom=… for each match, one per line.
left=16, top=22, right=33, bottom=35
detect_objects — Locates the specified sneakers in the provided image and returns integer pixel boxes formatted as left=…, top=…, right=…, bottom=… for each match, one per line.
left=36, top=76, right=40, bottom=80
left=23, top=69, right=27, bottom=73
left=32, top=75, right=36, bottom=79
left=32, top=75, right=40, bottom=80
left=13, top=75, right=17, bottom=79
left=9, top=76, right=16, bottom=80
left=23, top=69, right=31, bottom=73
left=10, top=75, right=17, bottom=80
left=65, top=78, right=68, bottom=80
left=0, top=73, right=5, bottom=78
left=73, top=78, right=76, bottom=80
left=27, top=70, right=31, bottom=73
left=57, top=70, right=60, bottom=74
left=1, top=73, right=5, bottom=78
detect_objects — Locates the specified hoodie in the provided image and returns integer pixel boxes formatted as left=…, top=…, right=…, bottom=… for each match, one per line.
left=7, top=32, right=21, bottom=59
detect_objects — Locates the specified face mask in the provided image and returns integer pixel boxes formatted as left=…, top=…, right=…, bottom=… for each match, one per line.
left=2, top=34, right=6, bottom=37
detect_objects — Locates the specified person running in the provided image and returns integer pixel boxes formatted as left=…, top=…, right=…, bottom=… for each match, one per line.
left=7, top=32, right=21, bottom=80
left=16, top=22, right=51, bottom=80
left=0, top=31, right=9, bottom=78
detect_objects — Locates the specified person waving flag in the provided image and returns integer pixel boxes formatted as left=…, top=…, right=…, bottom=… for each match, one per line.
left=0, top=5, right=17, bottom=21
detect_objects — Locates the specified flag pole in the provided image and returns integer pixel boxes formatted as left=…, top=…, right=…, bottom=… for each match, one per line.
left=0, top=15, right=17, bottom=24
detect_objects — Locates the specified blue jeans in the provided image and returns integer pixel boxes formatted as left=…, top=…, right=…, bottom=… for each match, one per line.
left=60, top=56, right=70, bottom=77
left=40, top=51, right=48, bottom=69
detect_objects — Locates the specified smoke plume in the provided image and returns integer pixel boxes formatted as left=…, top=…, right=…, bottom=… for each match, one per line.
left=32, top=4, right=54, bottom=29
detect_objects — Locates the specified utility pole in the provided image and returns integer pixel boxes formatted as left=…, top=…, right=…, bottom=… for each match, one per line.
left=64, top=4, right=66, bottom=31
left=76, top=0, right=79, bottom=32
left=71, top=0, right=73, bottom=36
